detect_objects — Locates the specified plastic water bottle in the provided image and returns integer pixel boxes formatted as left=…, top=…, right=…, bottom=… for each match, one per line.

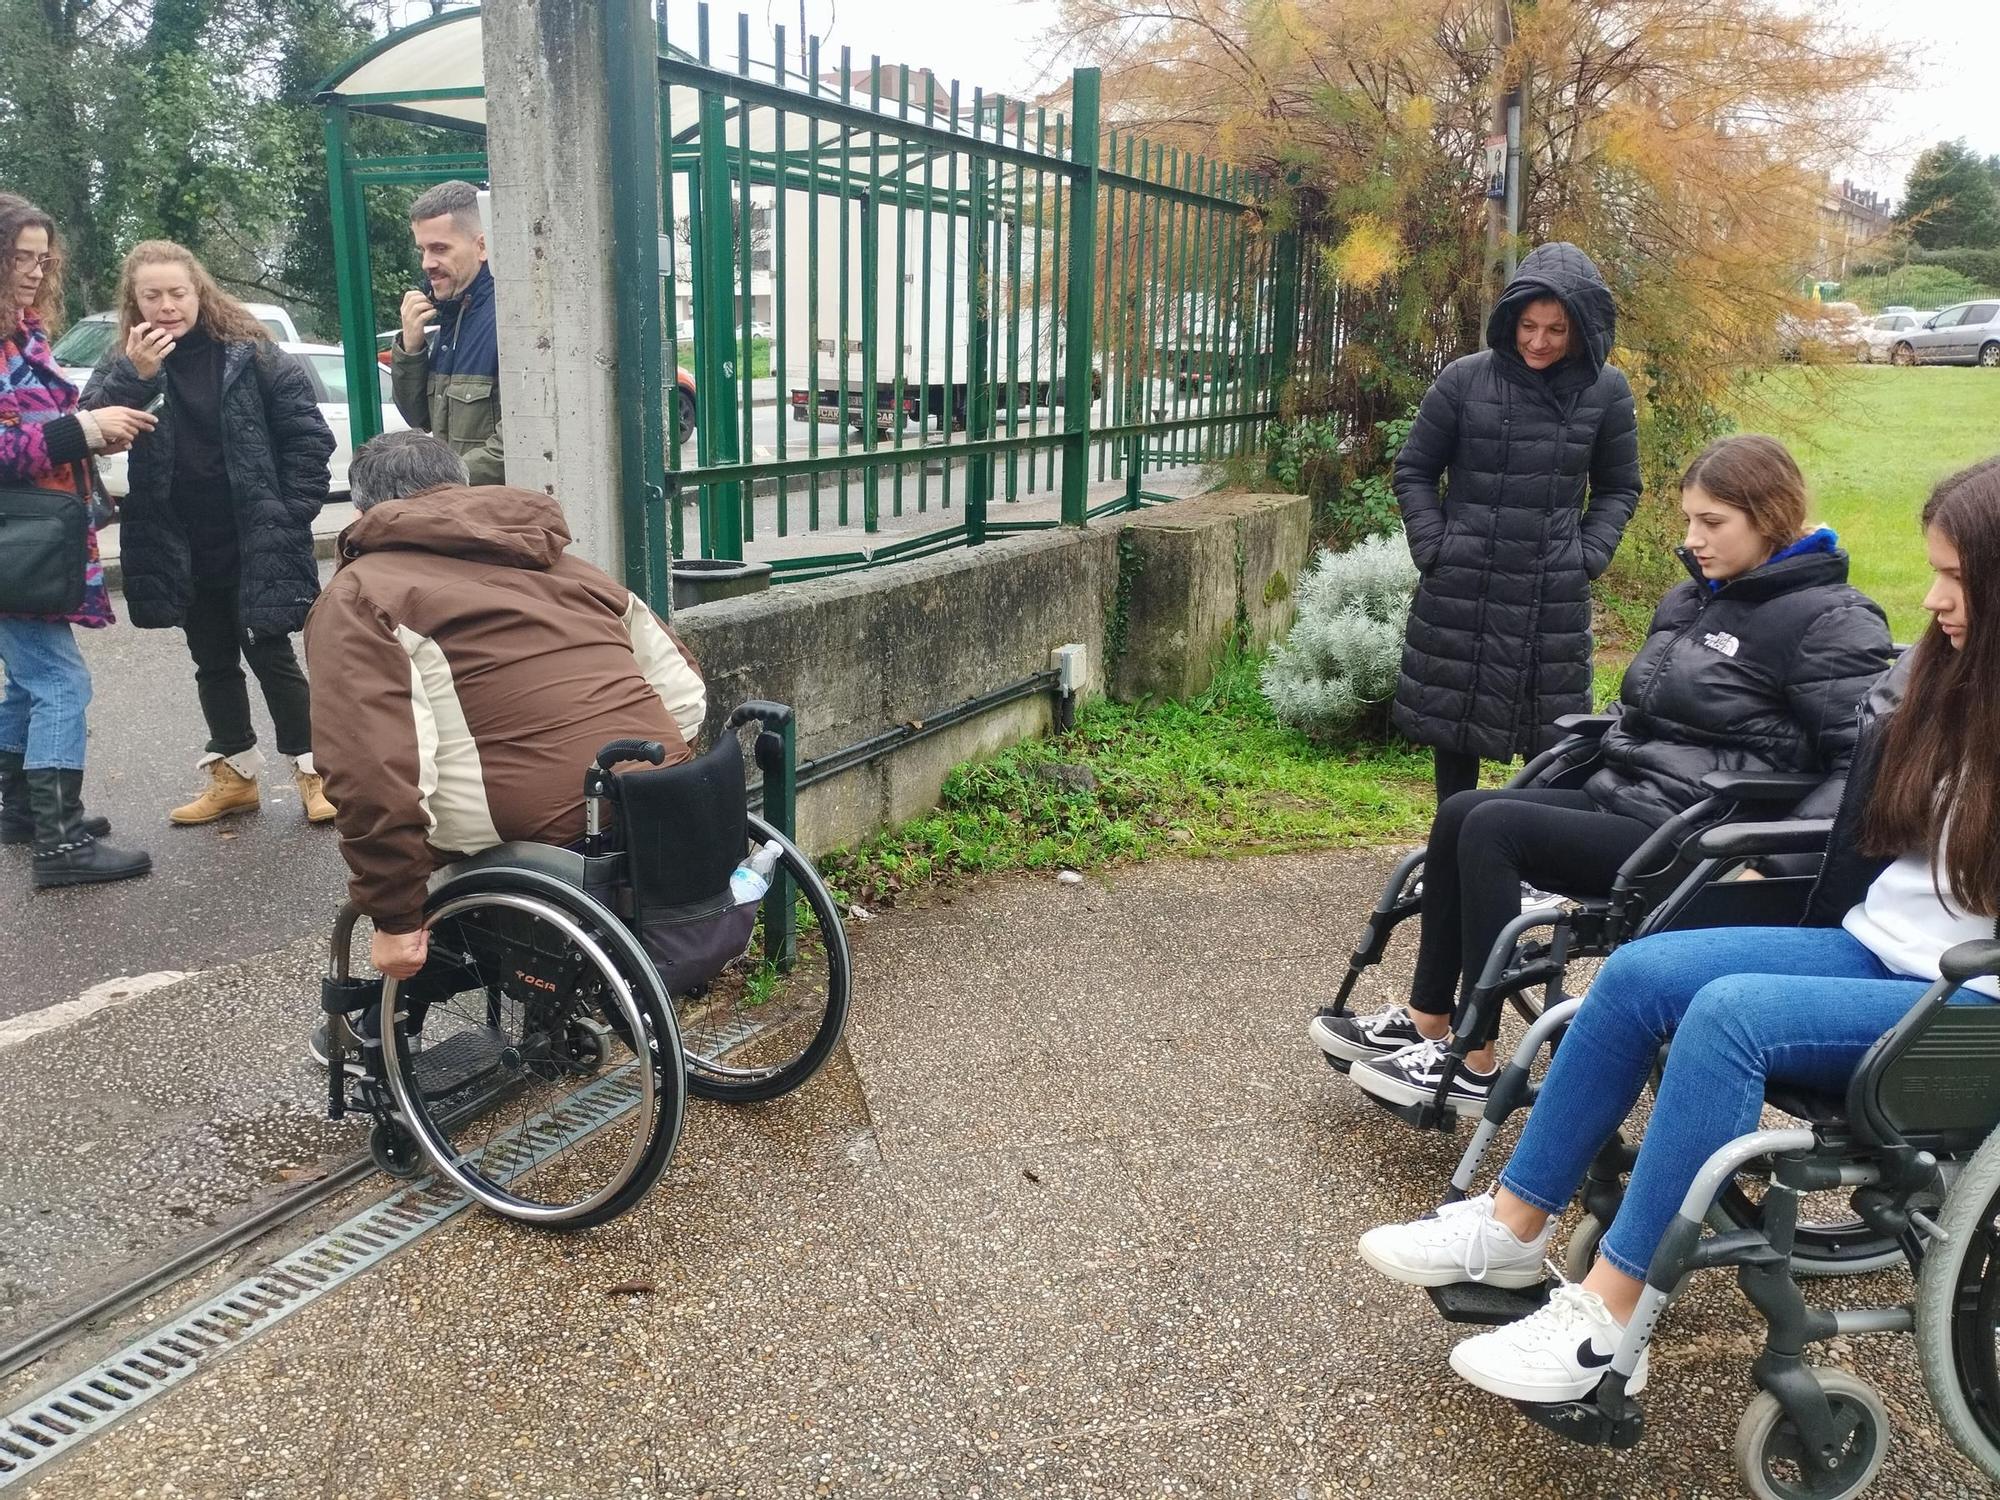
left=729, top=840, right=784, bottom=906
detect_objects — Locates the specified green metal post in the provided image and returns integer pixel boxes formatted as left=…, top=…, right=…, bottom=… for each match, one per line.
left=605, top=0, right=666, bottom=600
left=761, top=715, right=798, bottom=967
left=1059, top=69, right=1101, bottom=527
left=1267, top=177, right=1303, bottom=480
left=697, top=89, right=744, bottom=560
left=323, top=104, right=382, bottom=452
left=965, top=113, right=993, bottom=545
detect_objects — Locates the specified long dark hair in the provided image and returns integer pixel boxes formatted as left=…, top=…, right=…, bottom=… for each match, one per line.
left=1861, top=457, right=2000, bottom=916
left=0, top=193, right=65, bottom=334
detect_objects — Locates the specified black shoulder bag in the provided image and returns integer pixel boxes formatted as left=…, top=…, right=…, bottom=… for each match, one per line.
left=0, top=467, right=87, bottom=616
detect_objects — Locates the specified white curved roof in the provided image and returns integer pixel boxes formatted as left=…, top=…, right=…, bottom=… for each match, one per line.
left=318, top=8, right=486, bottom=131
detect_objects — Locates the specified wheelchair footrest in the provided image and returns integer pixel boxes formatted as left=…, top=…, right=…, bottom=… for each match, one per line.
left=404, top=1025, right=509, bottom=1101
left=1362, top=1089, right=1461, bottom=1133
left=1516, top=1388, right=1646, bottom=1450
left=1427, top=1278, right=1552, bottom=1325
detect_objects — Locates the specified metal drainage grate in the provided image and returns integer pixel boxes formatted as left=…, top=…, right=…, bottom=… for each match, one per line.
left=0, top=1065, right=645, bottom=1487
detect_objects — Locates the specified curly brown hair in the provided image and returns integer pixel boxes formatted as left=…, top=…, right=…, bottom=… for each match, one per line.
left=114, top=241, right=271, bottom=346
left=0, top=193, right=66, bottom=334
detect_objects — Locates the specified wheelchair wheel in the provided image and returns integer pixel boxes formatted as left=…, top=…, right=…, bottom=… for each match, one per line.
left=1732, top=1370, right=1889, bottom=1500
left=676, top=813, right=851, bottom=1104
left=1915, top=1127, right=2000, bottom=1482
left=379, top=883, right=686, bottom=1229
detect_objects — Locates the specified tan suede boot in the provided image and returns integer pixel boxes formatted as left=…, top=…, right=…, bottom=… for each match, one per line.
left=170, top=760, right=262, bottom=825
left=296, top=768, right=336, bottom=823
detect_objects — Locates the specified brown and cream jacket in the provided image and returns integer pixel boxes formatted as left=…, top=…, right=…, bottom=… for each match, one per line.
left=304, top=485, right=705, bottom=932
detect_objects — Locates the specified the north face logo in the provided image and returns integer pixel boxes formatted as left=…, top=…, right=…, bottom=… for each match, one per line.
left=1703, top=631, right=1740, bottom=657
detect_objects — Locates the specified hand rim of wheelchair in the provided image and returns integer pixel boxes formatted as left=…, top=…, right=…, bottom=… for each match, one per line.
left=676, top=811, right=852, bottom=1105
left=379, top=887, right=684, bottom=1228
left=1915, top=1122, right=2000, bottom=1482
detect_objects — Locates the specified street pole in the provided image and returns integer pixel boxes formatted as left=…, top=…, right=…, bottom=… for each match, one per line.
left=1481, top=0, right=1516, bottom=335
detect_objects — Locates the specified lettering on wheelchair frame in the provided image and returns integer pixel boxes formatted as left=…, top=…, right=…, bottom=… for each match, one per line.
left=1702, top=630, right=1741, bottom=658
left=514, top=969, right=559, bottom=994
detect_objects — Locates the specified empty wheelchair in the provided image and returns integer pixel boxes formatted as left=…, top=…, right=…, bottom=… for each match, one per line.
left=1492, top=932, right=2000, bottom=1500
left=1322, top=712, right=1833, bottom=1132
left=320, top=701, right=851, bottom=1230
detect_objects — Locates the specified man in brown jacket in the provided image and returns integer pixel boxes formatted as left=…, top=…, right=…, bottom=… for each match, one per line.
left=304, top=432, right=704, bottom=986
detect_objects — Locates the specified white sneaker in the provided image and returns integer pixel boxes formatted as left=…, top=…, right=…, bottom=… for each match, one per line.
left=1356, top=1192, right=1551, bottom=1289
left=1449, top=1282, right=1651, bottom=1403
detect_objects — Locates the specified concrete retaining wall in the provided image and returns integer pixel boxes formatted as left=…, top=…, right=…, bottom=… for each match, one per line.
left=673, top=491, right=1309, bottom=855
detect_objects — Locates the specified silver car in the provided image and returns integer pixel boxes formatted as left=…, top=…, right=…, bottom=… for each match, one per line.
left=1891, top=300, right=2000, bottom=367
left=1857, top=311, right=1933, bottom=364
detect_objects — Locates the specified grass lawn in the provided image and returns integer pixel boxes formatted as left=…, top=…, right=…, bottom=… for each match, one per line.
left=821, top=654, right=1435, bottom=905
left=1737, top=365, right=2000, bottom=640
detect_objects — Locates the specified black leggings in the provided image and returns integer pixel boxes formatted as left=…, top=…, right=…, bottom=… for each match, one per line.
left=1409, top=788, right=1654, bottom=1044
left=1433, top=747, right=1481, bottom=805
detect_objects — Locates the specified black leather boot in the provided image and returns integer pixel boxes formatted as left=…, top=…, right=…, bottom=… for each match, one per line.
left=29, top=769, right=151, bottom=889
left=1, top=752, right=109, bottom=845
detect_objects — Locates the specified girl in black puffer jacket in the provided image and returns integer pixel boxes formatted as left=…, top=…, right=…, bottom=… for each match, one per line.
left=1313, top=435, right=1893, bottom=1105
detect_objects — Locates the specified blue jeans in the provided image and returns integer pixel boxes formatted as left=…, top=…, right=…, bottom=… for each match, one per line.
left=1498, top=926, right=1953, bottom=1280
left=0, top=617, right=92, bottom=770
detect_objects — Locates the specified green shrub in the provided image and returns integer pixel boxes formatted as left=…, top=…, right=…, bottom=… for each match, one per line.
left=1260, top=534, right=1416, bottom=738
left=1267, top=408, right=1415, bottom=550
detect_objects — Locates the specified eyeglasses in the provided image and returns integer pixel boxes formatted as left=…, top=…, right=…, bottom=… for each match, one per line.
left=9, top=251, right=59, bottom=273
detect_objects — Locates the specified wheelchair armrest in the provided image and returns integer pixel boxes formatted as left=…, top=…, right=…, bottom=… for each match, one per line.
left=1942, top=938, right=2000, bottom=986
left=1551, top=714, right=1616, bottom=739
left=1691, top=818, right=1834, bottom=860
left=729, top=699, right=795, bottom=732
left=1699, top=771, right=1823, bottom=805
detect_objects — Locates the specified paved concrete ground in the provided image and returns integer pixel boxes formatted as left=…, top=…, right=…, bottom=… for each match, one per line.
left=8, top=853, right=1987, bottom=1498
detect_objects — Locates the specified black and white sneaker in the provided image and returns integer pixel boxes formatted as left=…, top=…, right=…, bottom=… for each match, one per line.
left=1520, top=881, right=1565, bottom=912
left=1308, top=1005, right=1428, bottom=1065
left=1350, top=1037, right=1497, bottom=1117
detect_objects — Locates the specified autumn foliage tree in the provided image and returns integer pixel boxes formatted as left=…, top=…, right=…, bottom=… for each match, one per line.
left=1052, top=0, right=1900, bottom=596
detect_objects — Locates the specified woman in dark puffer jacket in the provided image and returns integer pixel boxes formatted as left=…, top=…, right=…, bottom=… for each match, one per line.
left=83, top=241, right=335, bottom=828
left=1313, top=436, right=1893, bottom=1113
left=1392, top=242, right=1642, bottom=804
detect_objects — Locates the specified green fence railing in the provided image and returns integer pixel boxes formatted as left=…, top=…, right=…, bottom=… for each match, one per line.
left=656, top=6, right=1327, bottom=580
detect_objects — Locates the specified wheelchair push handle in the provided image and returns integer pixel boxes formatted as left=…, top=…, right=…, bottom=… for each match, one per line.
left=728, top=700, right=795, bottom=733
left=594, top=739, right=668, bottom=771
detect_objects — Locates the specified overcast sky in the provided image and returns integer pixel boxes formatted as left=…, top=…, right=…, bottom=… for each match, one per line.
left=668, top=0, right=1996, bottom=205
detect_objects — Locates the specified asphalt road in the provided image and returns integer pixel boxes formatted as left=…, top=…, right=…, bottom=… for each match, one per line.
left=0, top=580, right=350, bottom=1024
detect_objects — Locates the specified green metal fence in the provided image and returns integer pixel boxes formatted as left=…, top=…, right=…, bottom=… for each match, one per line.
left=658, top=7, right=1322, bottom=580
left=320, top=5, right=1330, bottom=594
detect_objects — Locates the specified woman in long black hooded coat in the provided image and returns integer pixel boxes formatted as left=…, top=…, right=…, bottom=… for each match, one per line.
left=1390, top=242, right=1642, bottom=802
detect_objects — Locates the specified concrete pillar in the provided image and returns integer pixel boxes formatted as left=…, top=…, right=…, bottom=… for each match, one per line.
left=480, top=0, right=628, bottom=573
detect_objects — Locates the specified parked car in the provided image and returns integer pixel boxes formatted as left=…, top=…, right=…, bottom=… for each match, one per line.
left=93, top=341, right=409, bottom=500
left=51, top=303, right=302, bottom=385
left=1857, top=311, right=1935, bottom=364
left=1776, top=301, right=1865, bottom=361
left=1887, top=300, right=2000, bottom=367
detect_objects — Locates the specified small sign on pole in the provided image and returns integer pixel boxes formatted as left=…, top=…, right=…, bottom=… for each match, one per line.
left=1482, top=134, right=1507, bottom=200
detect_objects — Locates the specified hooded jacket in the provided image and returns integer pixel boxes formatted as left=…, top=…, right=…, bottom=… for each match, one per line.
left=303, top=486, right=705, bottom=931
left=1583, top=530, right=1893, bottom=829
left=390, top=263, right=504, bottom=485
left=85, top=337, right=334, bottom=634
left=1390, top=243, right=1643, bottom=760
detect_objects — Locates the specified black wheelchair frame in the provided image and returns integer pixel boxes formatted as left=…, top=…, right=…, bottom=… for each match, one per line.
left=1324, top=712, right=1830, bottom=1132
left=317, top=701, right=851, bottom=1230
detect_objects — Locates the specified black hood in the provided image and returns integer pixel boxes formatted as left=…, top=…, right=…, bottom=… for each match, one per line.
left=1486, top=242, right=1616, bottom=394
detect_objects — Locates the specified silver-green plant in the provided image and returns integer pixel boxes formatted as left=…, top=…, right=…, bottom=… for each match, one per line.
left=1260, top=534, right=1417, bottom=738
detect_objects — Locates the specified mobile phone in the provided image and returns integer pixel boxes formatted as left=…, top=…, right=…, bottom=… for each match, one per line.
left=144, top=393, right=167, bottom=416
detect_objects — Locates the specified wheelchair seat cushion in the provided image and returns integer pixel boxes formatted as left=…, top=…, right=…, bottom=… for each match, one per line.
left=1764, top=1084, right=1848, bottom=1128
